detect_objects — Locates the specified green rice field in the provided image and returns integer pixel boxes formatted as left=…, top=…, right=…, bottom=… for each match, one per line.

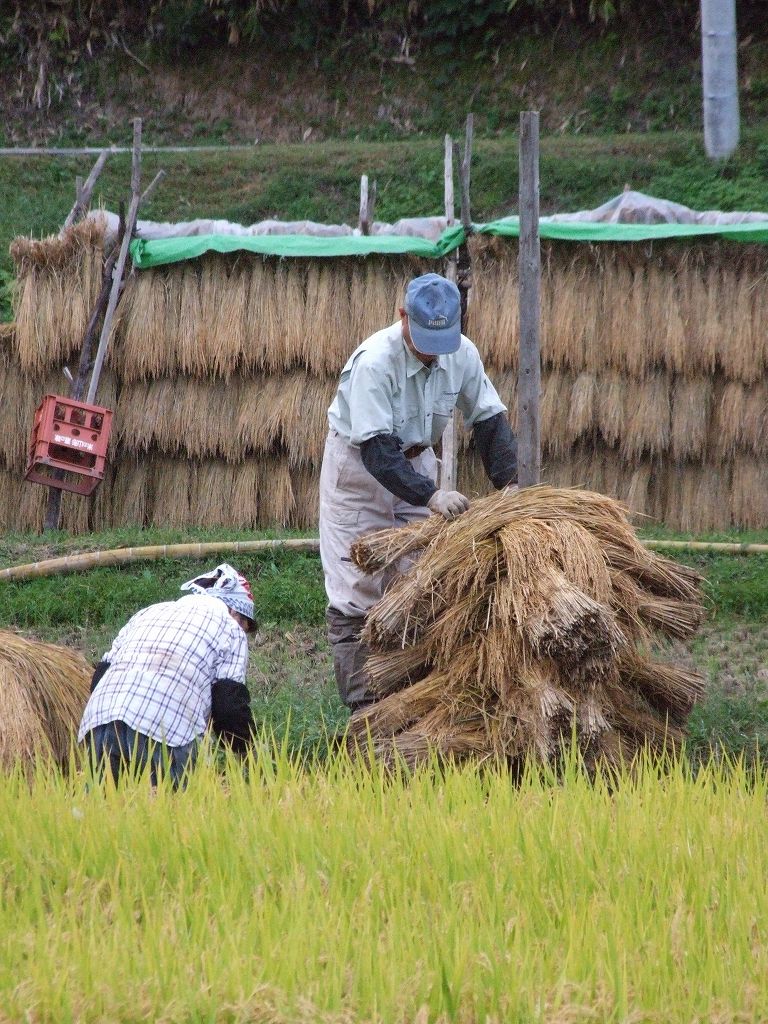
left=0, top=749, right=766, bottom=1024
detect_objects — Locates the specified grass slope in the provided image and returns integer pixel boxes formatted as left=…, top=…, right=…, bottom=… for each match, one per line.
left=4, top=128, right=768, bottom=320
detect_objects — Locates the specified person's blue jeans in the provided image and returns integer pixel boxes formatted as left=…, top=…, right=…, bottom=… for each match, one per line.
left=84, top=721, right=198, bottom=788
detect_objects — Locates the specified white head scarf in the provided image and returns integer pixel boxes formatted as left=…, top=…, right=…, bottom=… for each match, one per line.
left=180, top=563, right=255, bottom=627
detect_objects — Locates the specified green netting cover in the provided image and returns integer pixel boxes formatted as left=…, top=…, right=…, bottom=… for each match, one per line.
left=130, top=218, right=768, bottom=269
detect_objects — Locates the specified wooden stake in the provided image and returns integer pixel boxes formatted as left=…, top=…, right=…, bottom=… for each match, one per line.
left=459, top=113, right=473, bottom=233
left=86, top=119, right=143, bottom=405
left=455, top=114, right=474, bottom=326
left=359, top=174, right=370, bottom=235
left=62, top=149, right=109, bottom=230
left=141, top=169, right=166, bottom=206
left=441, top=133, right=458, bottom=492
left=517, top=111, right=542, bottom=487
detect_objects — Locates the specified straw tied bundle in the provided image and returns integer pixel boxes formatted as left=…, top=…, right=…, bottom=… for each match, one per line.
left=348, top=486, right=705, bottom=771
left=0, top=631, right=90, bottom=770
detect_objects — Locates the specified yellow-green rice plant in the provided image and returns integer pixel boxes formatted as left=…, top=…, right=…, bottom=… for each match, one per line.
left=0, top=743, right=766, bottom=1023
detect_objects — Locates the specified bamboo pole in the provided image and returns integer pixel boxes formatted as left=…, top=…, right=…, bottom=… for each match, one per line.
left=86, top=118, right=143, bottom=404
left=2, top=537, right=767, bottom=583
left=517, top=111, right=542, bottom=487
left=62, top=149, right=109, bottom=230
left=441, top=132, right=458, bottom=492
left=0, top=539, right=322, bottom=581
left=359, top=175, right=370, bottom=235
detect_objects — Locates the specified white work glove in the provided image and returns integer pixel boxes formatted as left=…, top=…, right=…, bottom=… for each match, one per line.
left=427, top=488, right=470, bottom=520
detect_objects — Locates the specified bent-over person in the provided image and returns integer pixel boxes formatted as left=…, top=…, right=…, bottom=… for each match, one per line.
left=78, top=563, right=257, bottom=785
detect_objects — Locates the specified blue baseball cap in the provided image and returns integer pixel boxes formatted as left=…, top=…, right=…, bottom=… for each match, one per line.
left=404, top=273, right=462, bottom=355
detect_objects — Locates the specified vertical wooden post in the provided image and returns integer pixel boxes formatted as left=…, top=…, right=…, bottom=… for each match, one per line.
left=441, top=133, right=458, bottom=492
left=517, top=111, right=542, bottom=487
left=455, top=113, right=474, bottom=327
left=359, top=174, right=370, bottom=235
left=459, top=113, right=473, bottom=234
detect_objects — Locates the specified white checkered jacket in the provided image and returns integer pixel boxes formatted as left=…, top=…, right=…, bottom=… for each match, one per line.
left=78, top=594, right=249, bottom=748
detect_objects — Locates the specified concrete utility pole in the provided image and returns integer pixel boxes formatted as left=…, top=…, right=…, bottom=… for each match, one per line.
left=701, top=0, right=740, bottom=159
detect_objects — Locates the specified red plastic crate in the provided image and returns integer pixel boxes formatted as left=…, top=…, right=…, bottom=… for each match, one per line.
left=24, top=394, right=114, bottom=496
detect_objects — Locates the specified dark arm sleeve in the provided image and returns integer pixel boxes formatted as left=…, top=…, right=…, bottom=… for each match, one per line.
left=210, top=679, right=256, bottom=756
left=472, top=412, right=518, bottom=489
left=90, top=660, right=110, bottom=693
left=359, top=433, right=438, bottom=507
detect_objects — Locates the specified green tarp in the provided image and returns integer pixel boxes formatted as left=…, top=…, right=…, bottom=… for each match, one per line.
left=130, top=217, right=768, bottom=270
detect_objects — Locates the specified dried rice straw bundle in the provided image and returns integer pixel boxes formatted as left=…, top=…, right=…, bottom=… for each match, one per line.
left=0, top=467, right=21, bottom=530
left=290, top=467, right=320, bottom=529
left=701, top=267, right=725, bottom=376
left=650, top=265, right=687, bottom=373
left=367, top=260, right=403, bottom=333
left=182, top=379, right=237, bottom=461
left=0, top=631, right=91, bottom=771
left=621, top=373, right=671, bottom=460
left=480, top=259, right=519, bottom=370
left=190, top=462, right=237, bottom=527
left=284, top=377, right=335, bottom=468
left=239, top=258, right=270, bottom=371
left=174, top=264, right=204, bottom=377
left=547, top=262, right=590, bottom=372
left=719, top=271, right=758, bottom=383
left=302, top=262, right=349, bottom=375
left=231, top=461, right=261, bottom=527
left=257, top=458, right=295, bottom=527
left=666, top=462, right=729, bottom=534
left=625, top=463, right=652, bottom=518
left=541, top=369, right=573, bottom=457
left=10, top=220, right=106, bottom=374
left=349, top=485, right=704, bottom=772
left=730, top=456, right=768, bottom=529
left=671, top=376, right=712, bottom=460
left=17, top=476, right=47, bottom=532
left=111, top=456, right=152, bottom=527
left=567, top=372, right=597, bottom=442
left=207, top=260, right=250, bottom=379
left=742, top=382, right=768, bottom=457
left=712, top=381, right=745, bottom=460
left=149, top=458, right=192, bottom=528
left=272, top=261, right=308, bottom=373
left=596, top=370, right=626, bottom=447
left=116, top=270, right=170, bottom=381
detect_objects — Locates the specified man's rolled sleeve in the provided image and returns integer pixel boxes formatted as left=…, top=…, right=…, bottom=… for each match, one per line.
left=455, top=342, right=507, bottom=428
left=347, top=356, right=396, bottom=445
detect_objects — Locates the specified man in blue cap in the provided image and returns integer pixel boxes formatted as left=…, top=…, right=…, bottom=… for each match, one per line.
left=320, top=272, right=518, bottom=712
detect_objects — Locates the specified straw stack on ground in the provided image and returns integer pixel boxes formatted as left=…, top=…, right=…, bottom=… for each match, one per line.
left=0, top=631, right=91, bottom=770
left=348, top=485, right=705, bottom=771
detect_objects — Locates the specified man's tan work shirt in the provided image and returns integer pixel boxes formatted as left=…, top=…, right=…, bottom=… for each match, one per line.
left=327, top=321, right=506, bottom=448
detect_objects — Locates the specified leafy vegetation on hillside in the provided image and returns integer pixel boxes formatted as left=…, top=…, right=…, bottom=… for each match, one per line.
left=4, top=126, right=768, bottom=323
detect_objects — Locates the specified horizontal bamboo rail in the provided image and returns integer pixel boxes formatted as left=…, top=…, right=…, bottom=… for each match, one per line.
left=1, top=537, right=767, bottom=583
left=643, top=540, right=768, bottom=554
left=0, top=539, right=321, bottom=581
